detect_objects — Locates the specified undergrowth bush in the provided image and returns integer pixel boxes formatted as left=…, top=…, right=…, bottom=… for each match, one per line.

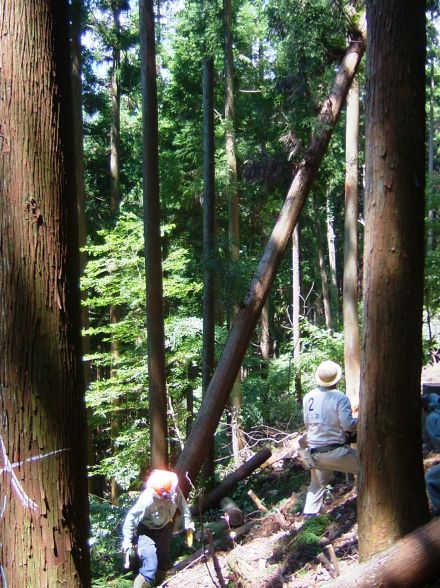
left=89, top=495, right=133, bottom=586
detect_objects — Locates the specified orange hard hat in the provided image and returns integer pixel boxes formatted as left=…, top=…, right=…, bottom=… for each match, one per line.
left=146, top=470, right=178, bottom=498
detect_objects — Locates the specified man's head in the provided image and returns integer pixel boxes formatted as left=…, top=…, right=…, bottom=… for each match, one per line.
left=315, top=360, right=342, bottom=388
left=146, top=469, right=178, bottom=500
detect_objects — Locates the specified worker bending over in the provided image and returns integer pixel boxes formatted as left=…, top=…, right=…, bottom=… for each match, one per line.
left=122, top=469, right=194, bottom=587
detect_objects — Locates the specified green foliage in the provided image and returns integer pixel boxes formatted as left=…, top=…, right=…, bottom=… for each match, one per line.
left=297, top=321, right=345, bottom=387
left=89, top=495, right=133, bottom=585
left=80, top=7, right=438, bottom=573
left=292, top=514, right=331, bottom=558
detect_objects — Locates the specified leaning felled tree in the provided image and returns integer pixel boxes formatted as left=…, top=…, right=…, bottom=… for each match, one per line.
left=0, top=1, right=91, bottom=585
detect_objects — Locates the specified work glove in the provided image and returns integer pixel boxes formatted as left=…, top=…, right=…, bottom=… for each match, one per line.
left=185, top=521, right=195, bottom=547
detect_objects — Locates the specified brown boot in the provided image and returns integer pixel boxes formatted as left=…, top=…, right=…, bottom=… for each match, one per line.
left=133, top=573, right=151, bottom=588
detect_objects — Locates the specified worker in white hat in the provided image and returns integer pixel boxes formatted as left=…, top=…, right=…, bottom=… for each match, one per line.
left=302, top=360, right=358, bottom=516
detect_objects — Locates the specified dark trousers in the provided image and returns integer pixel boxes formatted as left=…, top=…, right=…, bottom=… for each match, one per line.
left=137, top=523, right=172, bottom=582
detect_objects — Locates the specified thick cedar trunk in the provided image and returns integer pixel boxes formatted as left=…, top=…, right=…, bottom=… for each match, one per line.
left=176, top=34, right=365, bottom=495
left=322, top=517, right=440, bottom=588
left=224, top=0, right=244, bottom=468
left=0, top=1, right=91, bottom=585
left=140, top=0, right=168, bottom=469
left=358, top=1, right=429, bottom=559
left=343, top=78, right=360, bottom=406
left=202, top=57, right=216, bottom=485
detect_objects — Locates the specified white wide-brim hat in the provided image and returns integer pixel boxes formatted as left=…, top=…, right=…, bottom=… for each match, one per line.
left=315, top=360, right=342, bottom=387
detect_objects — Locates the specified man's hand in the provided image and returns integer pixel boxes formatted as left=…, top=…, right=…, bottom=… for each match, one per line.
left=124, top=549, right=131, bottom=569
left=185, top=528, right=194, bottom=548
left=345, top=431, right=357, bottom=444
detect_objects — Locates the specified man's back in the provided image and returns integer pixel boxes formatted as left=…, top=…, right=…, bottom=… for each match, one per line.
left=303, top=386, right=357, bottom=448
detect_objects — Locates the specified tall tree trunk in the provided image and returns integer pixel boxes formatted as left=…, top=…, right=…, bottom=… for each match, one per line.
left=176, top=33, right=365, bottom=495
left=224, top=0, right=244, bottom=467
left=110, top=3, right=121, bottom=214
left=71, top=0, right=100, bottom=495
left=428, top=54, right=435, bottom=252
left=260, top=301, right=271, bottom=360
left=343, top=78, right=360, bottom=406
left=139, top=0, right=168, bottom=470
left=314, top=196, right=334, bottom=331
left=358, top=1, right=429, bottom=560
left=326, top=197, right=339, bottom=327
left=291, top=225, right=302, bottom=399
left=0, top=1, right=91, bottom=584
left=202, top=56, right=216, bottom=485
left=109, top=1, right=123, bottom=503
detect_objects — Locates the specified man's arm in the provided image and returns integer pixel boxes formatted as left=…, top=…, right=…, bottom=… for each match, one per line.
left=175, top=487, right=194, bottom=531
left=121, top=491, right=152, bottom=550
left=338, top=396, right=358, bottom=432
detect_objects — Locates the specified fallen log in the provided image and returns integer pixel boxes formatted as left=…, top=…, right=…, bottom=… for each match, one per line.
left=321, top=516, right=440, bottom=587
left=190, top=448, right=271, bottom=515
left=247, top=489, right=268, bottom=513
left=326, top=544, right=339, bottom=577
left=260, top=433, right=302, bottom=468
left=220, top=497, right=244, bottom=527
left=172, top=548, right=209, bottom=573
left=317, top=552, right=337, bottom=579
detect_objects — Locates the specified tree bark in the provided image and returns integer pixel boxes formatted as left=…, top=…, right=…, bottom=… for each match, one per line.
left=176, top=33, right=365, bottom=496
left=202, top=56, right=216, bottom=485
left=313, top=195, right=333, bottom=331
left=326, top=197, right=340, bottom=327
left=140, top=0, right=168, bottom=469
left=292, top=224, right=302, bottom=399
left=109, top=1, right=123, bottom=503
left=322, top=517, right=440, bottom=588
left=343, top=78, right=360, bottom=406
left=359, top=0, right=429, bottom=560
left=260, top=300, right=271, bottom=360
left=220, top=497, right=244, bottom=527
left=110, top=3, right=121, bottom=214
left=224, top=0, right=244, bottom=468
left=0, top=1, right=91, bottom=584
left=428, top=53, right=435, bottom=252
left=71, top=0, right=99, bottom=496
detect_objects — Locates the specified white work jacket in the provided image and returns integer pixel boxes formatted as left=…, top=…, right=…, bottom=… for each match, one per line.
left=303, top=386, right=357, bottom=448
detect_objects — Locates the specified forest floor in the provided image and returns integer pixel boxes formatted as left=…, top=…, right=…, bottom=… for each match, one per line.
left=159, top=363, right=440, bottom=588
